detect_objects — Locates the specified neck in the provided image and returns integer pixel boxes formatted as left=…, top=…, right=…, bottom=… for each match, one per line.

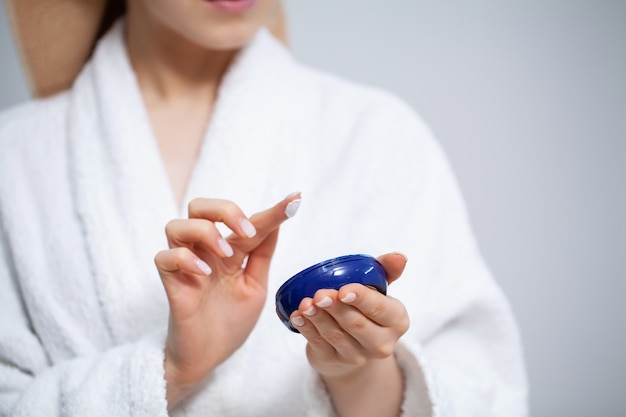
left=123, top=4, right=244, bottom=209
left=125, top=4, right=238, bottom=104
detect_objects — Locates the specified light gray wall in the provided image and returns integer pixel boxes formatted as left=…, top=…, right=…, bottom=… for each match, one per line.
left=1, top=1, right=624, bottom=416
left=0, top=3, right=28, bottom=106
left=286, top=2, right=625, bottom=416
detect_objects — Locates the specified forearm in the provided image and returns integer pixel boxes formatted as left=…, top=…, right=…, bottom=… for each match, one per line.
left=322, top=355, right=404, bottom=417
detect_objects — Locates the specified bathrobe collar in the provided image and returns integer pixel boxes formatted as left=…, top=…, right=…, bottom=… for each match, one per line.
left=66, top=19, right=297, bottom=343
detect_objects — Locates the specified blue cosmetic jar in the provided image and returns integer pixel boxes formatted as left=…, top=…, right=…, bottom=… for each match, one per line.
left=275, top=254, right=387, bottom=332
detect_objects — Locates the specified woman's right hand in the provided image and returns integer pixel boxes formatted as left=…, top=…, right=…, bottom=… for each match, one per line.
left=154, top=193, right=301, bottom=408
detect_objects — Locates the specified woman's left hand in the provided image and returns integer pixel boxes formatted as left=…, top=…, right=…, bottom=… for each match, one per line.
left=289, top=252, right=410, bottom=379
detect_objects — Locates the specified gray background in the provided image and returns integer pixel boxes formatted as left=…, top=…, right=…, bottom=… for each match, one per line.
left=1, top=1, right=624, bottom=416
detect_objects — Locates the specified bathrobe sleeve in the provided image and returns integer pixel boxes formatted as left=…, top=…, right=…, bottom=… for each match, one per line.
left=390, top=140, right=529, bottom=417
left=0, top=242, right=169, bottom=417
left=374, top=99, right=528, bottom=416
left=0, top=103, right=167, bottom=417
left=298, top=90, right=528, bottom=416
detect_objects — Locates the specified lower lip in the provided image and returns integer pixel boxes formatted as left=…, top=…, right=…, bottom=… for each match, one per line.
left=205, top=0, right=256, bottom=13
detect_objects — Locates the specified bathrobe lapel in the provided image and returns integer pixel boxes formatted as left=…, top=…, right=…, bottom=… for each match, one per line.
left=66, top=21, right=298, bottom=343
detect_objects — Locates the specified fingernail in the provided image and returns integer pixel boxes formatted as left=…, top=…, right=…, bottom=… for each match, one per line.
left=316, top=296, right=333, bottom=308
left=303, top=305, right=317, bottom=317
left=239, top=218, right=257, bottom=238
left=194, top=259, right=212, bottom=275
left=284, top=199, right=301, bottom=218
left=218, top=238, right=234, bottom=257
left=291, top=315, right=305, bottom=327
left=393, top=252, right=408, bottom=264
left=340, top=292, right=356, bottom=303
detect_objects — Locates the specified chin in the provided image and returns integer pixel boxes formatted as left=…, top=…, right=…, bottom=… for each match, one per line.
left=134, top=0, right=272, bottom=52
left=193, top=24, right=261, bottom=50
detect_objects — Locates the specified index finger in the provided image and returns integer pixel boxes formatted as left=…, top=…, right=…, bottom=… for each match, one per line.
left=336, top=283, right=409, bottom=330
left=251, top=192, right=301, bottom=230
left=187, top=198, right=257, bottom=239
left=227, top=192, right=301, bottom=252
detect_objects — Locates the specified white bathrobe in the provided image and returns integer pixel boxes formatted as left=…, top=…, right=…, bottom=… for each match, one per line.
left=0, top=21, right=527, bottom=417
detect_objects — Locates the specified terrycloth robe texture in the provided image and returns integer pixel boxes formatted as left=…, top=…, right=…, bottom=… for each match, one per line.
left=0, top=21, right=527, bottom=417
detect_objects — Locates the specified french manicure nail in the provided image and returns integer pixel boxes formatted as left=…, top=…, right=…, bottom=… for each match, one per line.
left=239, top=218, right=257, bottom=238
left=194, top=259, right=212, bottom=275
left=316, top=296, right=333, bottom=308
left=340, top=292, right=356, bottom=303
left=291, top=315, right=305, bottom=327
left=284, top=199, right=301, bottom=218
left=218, top=238, right=234, bottom=257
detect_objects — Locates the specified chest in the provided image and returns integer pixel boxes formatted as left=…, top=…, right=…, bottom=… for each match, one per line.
left=148, top=99, right=215, bottom=208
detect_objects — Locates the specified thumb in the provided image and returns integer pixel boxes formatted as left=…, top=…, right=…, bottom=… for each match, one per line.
left=234, top=193, right=301, bottom=287
left=376, top=252, right=408, bottom=285
left=244, top=228, right=279, bottom=287
left=227, top=192, right=301, bottom=259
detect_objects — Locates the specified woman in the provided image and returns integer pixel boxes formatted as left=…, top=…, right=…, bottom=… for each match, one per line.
left=0, top=0, right=527, bottom=416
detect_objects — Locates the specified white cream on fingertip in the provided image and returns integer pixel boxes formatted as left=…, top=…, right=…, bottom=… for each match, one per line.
left=284, top=191, right=301, bottom=200
left=284, top=199, right=301, bottom=218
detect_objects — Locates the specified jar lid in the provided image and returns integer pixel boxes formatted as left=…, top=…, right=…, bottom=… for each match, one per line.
left=275, top=254, right=387, bottom=332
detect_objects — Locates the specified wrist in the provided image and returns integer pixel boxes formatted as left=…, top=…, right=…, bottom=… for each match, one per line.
left=163, top=348, right=206, bottom=410
left=321, top=355, right=397, bottom=385
left=321, top=356, right=404, bottom=417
